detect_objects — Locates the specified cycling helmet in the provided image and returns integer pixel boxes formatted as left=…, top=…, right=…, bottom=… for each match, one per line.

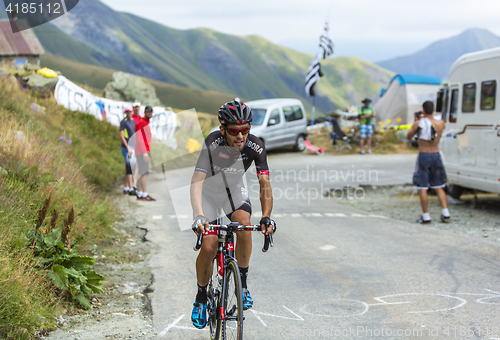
left=218, top=100, right=253, bottom=126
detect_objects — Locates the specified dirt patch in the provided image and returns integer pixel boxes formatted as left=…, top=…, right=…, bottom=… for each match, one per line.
left=333, top=185, right=500, bottom=243
left=38, top=195, right=159, bottom=340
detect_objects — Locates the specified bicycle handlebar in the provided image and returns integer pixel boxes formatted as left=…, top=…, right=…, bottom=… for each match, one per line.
left=193, top=223, right=275, bottom=253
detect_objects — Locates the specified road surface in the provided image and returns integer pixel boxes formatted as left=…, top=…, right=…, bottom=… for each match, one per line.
left=143, top=153, right=500, bottom=339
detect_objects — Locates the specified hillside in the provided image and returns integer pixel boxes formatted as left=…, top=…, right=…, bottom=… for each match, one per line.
left=30, top=0, right=393, bottom=114
left=40, top=53, right=237, bottom=114
left=377, top=28, right=500, bottom=80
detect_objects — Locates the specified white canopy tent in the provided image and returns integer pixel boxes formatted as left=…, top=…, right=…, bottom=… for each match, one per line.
left=374, top=74, right=442, bottom=126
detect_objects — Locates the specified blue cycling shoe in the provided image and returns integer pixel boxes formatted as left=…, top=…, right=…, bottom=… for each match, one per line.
left=242, top=289, right=253, bottom=310
left=191, top=302, right=208, bottom=329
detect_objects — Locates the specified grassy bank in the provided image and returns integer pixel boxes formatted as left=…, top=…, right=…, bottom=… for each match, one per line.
left=0, top=80, right=123, bottom=338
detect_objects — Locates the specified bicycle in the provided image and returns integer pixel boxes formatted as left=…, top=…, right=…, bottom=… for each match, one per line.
left=193, top=220, right=275, bottom=340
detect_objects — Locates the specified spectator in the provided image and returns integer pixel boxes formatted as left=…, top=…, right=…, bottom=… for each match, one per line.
left=406, top=101, right=449, bottom=223
left=135, top=106, right=156, bottom=201
left=358, top=98, right=375, bottom=154
left=119, top=106, right=136, bottom=196
left=132, top=101, right=142, bottom=126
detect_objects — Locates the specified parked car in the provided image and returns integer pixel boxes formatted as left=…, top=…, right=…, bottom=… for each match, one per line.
left=436, top=47, right=500, bottom=198
left=246, top=98, right=308, bottom=151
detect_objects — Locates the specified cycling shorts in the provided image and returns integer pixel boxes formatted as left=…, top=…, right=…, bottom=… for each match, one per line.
left=201, top=183, right=252, bottom=236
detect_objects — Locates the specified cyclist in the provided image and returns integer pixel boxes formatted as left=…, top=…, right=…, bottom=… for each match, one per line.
left=190, top=100, right=275, bottom=329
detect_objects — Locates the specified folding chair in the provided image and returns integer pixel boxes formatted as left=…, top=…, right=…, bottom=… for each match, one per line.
left=303, top=140, right=325, bottom=155
left=329, top=118, right=353, bottom=151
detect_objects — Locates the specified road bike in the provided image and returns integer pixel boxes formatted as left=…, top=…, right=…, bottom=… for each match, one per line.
left=193, top=221, right=275, bottom=340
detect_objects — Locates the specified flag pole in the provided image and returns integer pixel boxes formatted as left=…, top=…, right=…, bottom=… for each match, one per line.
left=311, top=95, right=316, bottom=126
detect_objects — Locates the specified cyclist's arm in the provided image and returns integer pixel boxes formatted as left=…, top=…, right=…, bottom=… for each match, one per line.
left=258, top=174, right=273, bottom=233
left=190, top=170, right=206, bottom=217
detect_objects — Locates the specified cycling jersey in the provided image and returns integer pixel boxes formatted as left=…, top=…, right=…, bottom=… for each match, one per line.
left=195, top=131, right=269, bottom=192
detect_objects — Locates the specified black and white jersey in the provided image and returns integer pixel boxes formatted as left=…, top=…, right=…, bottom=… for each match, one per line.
left=195, top=131, right=269, bottom=191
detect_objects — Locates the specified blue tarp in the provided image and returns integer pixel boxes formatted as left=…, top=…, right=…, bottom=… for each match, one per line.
left=390, top=74, right=442, bottom=85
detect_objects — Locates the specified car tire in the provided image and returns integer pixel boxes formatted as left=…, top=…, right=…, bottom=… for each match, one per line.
left=293, top=135, right=306, bottom=152
left=447, top=184, right=465, bottom=199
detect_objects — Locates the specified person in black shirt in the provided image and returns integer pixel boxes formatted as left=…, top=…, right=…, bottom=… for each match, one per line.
left=190, top=100, right=275, bottom=329
left=119, top=106, right=136, bottom=196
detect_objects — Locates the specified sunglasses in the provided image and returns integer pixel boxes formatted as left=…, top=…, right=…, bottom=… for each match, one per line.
left=225, top=126, right=250, bottom=136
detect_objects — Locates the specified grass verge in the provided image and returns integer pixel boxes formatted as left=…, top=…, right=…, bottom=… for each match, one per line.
left=0, top=79, right=124, bottom=338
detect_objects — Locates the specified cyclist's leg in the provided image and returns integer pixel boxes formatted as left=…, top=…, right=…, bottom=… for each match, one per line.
left=230, top=209, right=252, bottom=267
left=192, top=191, right=219, bottom=329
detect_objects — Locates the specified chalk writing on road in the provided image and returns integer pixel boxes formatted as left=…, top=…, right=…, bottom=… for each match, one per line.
left=160, top=289, right=500, bottom=334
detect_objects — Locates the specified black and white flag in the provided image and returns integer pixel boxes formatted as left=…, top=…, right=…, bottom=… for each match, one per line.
left=305, top=25, right=334, bottom=97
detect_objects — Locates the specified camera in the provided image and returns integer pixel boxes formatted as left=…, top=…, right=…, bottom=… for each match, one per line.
left=415, top=111, right=421, bottom=119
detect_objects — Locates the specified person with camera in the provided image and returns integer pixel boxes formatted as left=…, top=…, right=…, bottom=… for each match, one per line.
left=407, top=101, right=450, bottom=223
left=358, top=98, right=375, bottom=154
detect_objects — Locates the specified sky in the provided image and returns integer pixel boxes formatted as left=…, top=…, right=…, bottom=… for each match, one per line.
left=69, top=1, right=500, bottom=61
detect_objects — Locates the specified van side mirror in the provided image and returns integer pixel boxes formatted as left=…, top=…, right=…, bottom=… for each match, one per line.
left=268, top=119, right=277, bottom=126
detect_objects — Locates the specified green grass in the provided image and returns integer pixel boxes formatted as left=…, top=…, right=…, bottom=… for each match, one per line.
left=0, top=79, right=124, bottom=338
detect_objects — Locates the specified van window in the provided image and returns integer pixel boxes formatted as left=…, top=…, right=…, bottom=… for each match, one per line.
left=449, top=89, right=459, bottom=123
left=462, top=83, right=476, bottom=113
left=480, top=80, right=496, bottom=110
left=283, top=105, right=304, bottom=122
left=250, top=109, right=266, bottom=126
left=268, top=109, right=280, bottom=125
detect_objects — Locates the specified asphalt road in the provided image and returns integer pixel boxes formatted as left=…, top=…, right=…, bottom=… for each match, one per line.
left=144, top=153, right=500, bottom=340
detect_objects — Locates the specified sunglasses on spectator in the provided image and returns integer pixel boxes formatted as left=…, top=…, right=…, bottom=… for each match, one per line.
left=225, top=126, right=250, bottom=136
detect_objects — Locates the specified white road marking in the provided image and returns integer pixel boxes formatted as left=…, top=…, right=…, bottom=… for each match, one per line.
left=334, top=213, right=346, bottom=217
left=250, top=309, right=267, bottom=327
left=291, top=213, right=302, bottom=217
left=351, top=213, right=367, bottom=217
left=369, top=214, right=387, bottom=218
left=152, top=215, right=163, bottom=220
left=159, top=314, right=185, bottom=336
left=319, top=245, right=336, bottom=250
left=311, top=213, right=322, bottom=217
left=282, top=306, right=304, bottom=321
left=373, top=293, right=467, bottom=314
left=251, top=306, right=304, bottom=321
left=300, top=299, right=370, bottom=318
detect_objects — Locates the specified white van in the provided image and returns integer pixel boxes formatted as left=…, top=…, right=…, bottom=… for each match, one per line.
left=246, top=98, right=308, bottom=151
left=437, top=47, right=500, bottom=198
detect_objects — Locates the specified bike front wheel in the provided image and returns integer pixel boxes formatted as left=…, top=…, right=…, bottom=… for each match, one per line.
left=209, top=257, right=222, bottom=340
left=221, top=260, right=243, bottom=340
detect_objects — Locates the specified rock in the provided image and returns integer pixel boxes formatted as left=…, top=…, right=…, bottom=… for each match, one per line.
left=122, top=289, right=130, bottom=295
left=25, top=73, right=58, bottom=98
left=104, top=72, right=162, bottom=107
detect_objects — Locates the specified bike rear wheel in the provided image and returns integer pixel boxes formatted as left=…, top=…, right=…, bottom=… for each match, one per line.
left=221, top=260, right=243, bottom=340
left=209, top=258, right=222, bottom=340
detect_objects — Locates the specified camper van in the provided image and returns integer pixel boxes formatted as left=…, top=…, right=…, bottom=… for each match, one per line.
left=437, top=47, right=500, bottom=198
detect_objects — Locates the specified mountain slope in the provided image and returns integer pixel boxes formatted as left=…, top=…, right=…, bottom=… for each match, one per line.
left=33, top=0, right=393, bottom=114
left=40, top=53, right=237, bottom=114
left=377, top=28, right=500, bottom=80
